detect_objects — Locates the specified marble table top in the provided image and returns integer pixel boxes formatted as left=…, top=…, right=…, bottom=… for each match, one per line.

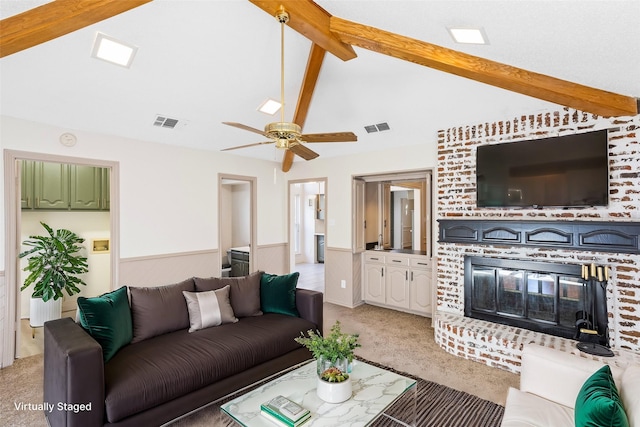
left=221, top=360, right=417, bottom=427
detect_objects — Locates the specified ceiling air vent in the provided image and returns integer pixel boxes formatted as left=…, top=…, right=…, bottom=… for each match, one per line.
left=153, top=115, right=179, bottom=129
left=364, top=122, right=390, bottom=133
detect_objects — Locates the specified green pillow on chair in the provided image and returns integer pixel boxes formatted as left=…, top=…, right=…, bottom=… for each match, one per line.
left=77, top=286, right=133, bottom=362
left=260, top=272, right=299, bottom=317
left=575, top=365, right=629, bottom=427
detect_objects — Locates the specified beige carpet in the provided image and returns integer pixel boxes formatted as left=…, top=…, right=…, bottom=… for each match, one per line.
left=0, top=303, right=519, bottom=426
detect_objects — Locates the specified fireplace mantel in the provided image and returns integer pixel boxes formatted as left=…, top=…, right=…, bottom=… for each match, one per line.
left=438, top=219, right=640, bottom=254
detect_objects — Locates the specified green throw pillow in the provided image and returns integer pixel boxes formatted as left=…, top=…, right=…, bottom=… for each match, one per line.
left=77, top=286, right=133, bottom=362
left=260, top=272, right=299, bottom=317
left=575, top=365, right=629, bottom=427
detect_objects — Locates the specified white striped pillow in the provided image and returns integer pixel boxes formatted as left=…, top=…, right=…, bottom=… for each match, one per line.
left=182, top=286, right=238, bottom=332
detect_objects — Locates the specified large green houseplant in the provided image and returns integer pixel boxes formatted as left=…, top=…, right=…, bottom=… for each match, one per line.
left=19, top=221, right=89, bottom=302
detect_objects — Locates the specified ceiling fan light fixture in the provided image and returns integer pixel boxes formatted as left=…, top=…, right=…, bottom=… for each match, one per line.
left=258, top=98, right=282, bottom=115
left=447, top=27, right=488, bottom=45
left=265, top=122, right=302, bottom=142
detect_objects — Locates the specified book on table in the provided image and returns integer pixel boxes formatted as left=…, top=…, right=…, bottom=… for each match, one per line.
left=260, top=395, right=310, bottom=426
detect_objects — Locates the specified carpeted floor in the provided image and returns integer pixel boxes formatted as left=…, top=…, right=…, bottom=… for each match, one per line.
left=1, top=303, right=519, bottom=426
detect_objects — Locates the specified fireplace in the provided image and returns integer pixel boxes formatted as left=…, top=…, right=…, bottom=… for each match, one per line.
left=464, top=256, right=589, bottom=340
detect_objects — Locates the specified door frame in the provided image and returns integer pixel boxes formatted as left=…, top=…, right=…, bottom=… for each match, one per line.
left=3, top=149, right=119, bottom=367
left=287, top=177, right=327, bottom=272
left=218, top=174, right=257, bottom=275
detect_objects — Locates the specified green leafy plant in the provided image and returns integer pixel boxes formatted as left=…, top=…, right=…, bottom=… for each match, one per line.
left=295, top=320, right=361, bottom=363
left=19, top=222, right=89, bottom=302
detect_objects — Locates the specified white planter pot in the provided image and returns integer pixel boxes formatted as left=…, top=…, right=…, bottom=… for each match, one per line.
left=316, top=377, right=352, bottom=403
left=29, top=297, right=62, bottom=327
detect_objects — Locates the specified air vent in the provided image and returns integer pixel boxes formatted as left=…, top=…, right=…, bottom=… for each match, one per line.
left=364, top=122, right=390, bottom=133
left=153, top=115, right=179, bottom=129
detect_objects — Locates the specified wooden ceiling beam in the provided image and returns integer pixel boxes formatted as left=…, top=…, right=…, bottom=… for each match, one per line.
left=0, top=0, right=153, bottom=58
left=283, top=43, right=326, bottom=172
left=248, top=0, right=356, bottom=62
left=330, top=17, right=638, bottom=118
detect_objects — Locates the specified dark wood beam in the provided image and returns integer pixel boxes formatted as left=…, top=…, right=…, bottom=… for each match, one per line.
left=330, top=16, right=638, bottom=117
left=1, top=0, right=153, bottom=58
left=248, top=0, right=356, bottom=61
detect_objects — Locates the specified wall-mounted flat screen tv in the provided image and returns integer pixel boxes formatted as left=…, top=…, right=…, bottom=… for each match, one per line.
left=476, top=129, right=609, bottom=208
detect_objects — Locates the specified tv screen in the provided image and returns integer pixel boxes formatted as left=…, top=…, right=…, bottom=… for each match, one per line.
left=476, top=129, right=609, bottom=208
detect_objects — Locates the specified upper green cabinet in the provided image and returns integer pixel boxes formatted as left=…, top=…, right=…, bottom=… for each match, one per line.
left=21, top=160, right=110, bottom=211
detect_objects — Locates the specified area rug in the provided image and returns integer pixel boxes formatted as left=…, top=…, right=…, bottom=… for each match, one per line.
left=172, top=357, right=505, bottom=427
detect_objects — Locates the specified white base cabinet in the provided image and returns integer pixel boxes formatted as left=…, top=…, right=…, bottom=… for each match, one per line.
left=362, top=251, right=433, bottom=316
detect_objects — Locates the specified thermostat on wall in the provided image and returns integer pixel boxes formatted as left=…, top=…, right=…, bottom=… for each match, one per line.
left=59, top=132, right=77, bottom=147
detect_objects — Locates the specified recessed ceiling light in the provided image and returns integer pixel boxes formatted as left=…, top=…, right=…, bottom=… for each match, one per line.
left=447, top=27, right=488, bottom=45
left=258, top=98, right=282, bottom=115
left=91, top=32, right=138, bottom=68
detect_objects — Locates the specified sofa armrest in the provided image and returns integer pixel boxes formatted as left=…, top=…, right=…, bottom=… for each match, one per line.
left=295, top=289, right=323, bottom=334
left=44, top=317, right=105, bottom=427
left=520, top=344, right=607, bottom=409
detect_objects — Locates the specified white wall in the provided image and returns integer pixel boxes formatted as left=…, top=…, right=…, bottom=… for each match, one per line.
left=1, top=115, right=287, bottom=272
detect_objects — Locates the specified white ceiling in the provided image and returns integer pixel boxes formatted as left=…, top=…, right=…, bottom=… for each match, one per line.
left=1, top=0, right=639, bottom=165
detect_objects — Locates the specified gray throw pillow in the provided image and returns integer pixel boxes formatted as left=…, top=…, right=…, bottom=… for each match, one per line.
left=182, top=286, right=238, bottom=332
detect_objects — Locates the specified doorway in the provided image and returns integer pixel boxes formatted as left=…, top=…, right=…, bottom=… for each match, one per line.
left=288, top=179, right=326, bottom=293
left=218, top=174, right=256, bottom=277
left=3, top=150, right=119, bottom=367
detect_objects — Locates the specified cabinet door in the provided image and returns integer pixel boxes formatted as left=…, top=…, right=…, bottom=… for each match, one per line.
left=21, top=160, right=35, bottom=209
left=364, top=263, right=385, bottom=304
left=410, top=267, right=432, bottom=314
left=70, top=165, right=102, bottom=210
left=386, top=266, right=409, bottom=308
left=34, top=162, right=69, bottom=209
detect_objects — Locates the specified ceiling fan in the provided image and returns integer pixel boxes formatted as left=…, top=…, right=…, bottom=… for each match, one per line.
left=220, top=6, right=357, bottom=171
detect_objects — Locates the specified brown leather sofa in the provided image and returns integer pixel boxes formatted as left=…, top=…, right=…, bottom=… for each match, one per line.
left=43, top=274, right=323, bottom=427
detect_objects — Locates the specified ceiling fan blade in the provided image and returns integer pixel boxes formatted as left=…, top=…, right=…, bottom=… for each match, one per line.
left=221, top=141, right=274, bottom=152
left=249, top=0, right=356, bottom=61
left=222, top=122, right=268, bottom=137
left=329, top=17, right=638, bottom=117
left=0, top=0, right=152, bottom=58
left=302, top=132, right=357, bottom=143
left=289, top=144, right=319, bottom=161
left=283, top=43, right=326, bottom=172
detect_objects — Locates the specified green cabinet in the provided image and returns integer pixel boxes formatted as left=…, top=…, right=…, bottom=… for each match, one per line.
left=21, top=161, right=110, bottom=211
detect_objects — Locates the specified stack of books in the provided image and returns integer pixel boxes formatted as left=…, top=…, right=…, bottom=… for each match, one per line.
left=260, top=395, right=311, bottom=427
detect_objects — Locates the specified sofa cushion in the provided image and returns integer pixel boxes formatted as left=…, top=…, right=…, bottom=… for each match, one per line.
left=500, top=387, right=574, bottom=427
left=260, top=272, right=299, bottom=317
left=103, top=313, right=315, bottom=423
left=194, top=271, right=263, bottom=317
left=77, top=286, right=132, bottom=362
left=182, top=286, right=238, bottom=332
left=575, top=365, right=629, bottom=427
left=129, top=278, right=195, bottom=343
left=621, top=365, right=640, bottom=427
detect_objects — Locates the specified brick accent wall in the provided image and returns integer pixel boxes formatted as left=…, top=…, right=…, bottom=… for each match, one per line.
left=435, top=108, right=640, bottom=369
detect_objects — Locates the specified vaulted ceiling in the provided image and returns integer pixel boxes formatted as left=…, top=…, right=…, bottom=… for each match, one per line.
left=1, top=0, right=638, bottom=168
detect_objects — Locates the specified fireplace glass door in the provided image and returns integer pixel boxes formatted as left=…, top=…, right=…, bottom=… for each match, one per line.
left=465, top=257, right=585, bottom=339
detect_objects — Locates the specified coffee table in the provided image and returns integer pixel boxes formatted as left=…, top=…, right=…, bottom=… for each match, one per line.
left=221, top=359, right=417, bottom=426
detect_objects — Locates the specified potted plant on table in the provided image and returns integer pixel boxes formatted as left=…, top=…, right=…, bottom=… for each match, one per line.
left=19, top=222, right=89, bottom=328
left=295, top=320, right=361, bottom=403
